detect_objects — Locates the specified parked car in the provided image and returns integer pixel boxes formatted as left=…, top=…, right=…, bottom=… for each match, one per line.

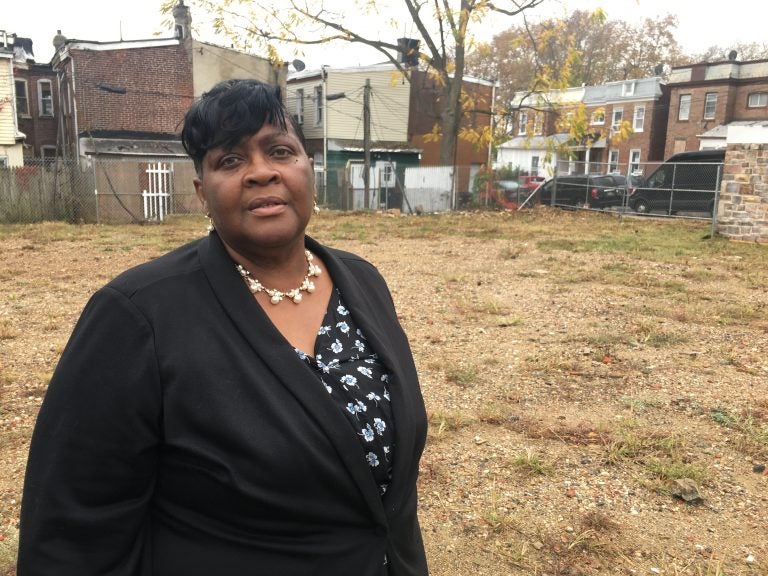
left=629, top=150, right=725, bottom=215
left=494, top=180, right=525, bottom=203
left=520, top=175, right=546, bottom=191
left=534, top=174, right=629, bottom=209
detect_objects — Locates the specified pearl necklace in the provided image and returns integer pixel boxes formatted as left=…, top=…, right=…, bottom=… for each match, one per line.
left=236, top=250, right=322, bottom=304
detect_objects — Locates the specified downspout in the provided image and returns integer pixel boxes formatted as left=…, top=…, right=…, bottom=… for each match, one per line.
left=322, top=65, right=328, bottom=204
left=487, top=79, right=496, bottom=169
left=70, top=56, right=80, bottom=162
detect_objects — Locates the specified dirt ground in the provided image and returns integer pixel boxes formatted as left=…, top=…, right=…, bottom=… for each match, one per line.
left=1, top=210, right=767, bottom=575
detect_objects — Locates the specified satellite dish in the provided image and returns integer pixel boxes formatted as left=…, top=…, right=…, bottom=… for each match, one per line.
left=292, top=59, right=306, bottom=71
left=727, top=50, right=738, bottom=61
left=653, top=63, right=664, bottom=76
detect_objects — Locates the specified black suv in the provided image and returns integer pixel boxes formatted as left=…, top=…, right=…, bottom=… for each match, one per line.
left=629, top=150, right=725, bottom=215
left=535, top=174, right=628, bottom=209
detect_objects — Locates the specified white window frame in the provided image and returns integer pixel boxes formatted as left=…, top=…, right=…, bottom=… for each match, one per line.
left=611, top=107, right=624, bottom=132
left=608, top=150, right=619, bottom=173
left=747, top=92, right=768, bottom=108
left=678, top=94, right=691, bottom=121
left=622, top=81, right=635, bottom=96
left=633, top=105, right=645, bottom=132
left=517, top=109, right=528, bottom=136
left=531, top=156, right=540, bottom=173
left=37, top=79, right=54, bottom=117
left=314, top=85, right=323, bottom=126
left=629, top=149, right=641, bottom=174
left=591, top=109, right=605, bottom=125
left=294, top=88, right=304, bottom=125
left=15, top=79, right=30, bottom=116
left=532, top=113, right=543, bottom=135
left=703, top=92, right=717, bottom=120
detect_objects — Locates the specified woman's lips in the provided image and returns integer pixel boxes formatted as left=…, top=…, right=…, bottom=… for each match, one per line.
left=248, top=197, right=287, bottom=214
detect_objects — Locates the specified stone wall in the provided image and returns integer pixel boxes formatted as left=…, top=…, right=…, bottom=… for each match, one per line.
left=717, top=144, right=768, bottom=243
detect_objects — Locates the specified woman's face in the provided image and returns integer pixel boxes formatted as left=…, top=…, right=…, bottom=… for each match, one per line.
left=194, top=122, right=315, bottom=258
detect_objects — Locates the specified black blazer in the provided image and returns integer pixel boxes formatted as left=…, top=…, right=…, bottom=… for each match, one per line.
left=18, top=233, right=429, bottom=576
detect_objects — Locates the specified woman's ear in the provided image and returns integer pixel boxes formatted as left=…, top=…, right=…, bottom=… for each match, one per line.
left=194, top=178, right=207, bottom=213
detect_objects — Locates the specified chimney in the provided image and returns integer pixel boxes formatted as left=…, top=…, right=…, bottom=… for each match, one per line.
left=173, top=0, right=192, bottom=40
left=397, top=38, right=420, bottom=67
left=53, top=29, right=66, bottom=52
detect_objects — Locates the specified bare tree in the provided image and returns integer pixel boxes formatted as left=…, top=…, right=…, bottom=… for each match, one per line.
left=162, top=0, right=543, bottom=165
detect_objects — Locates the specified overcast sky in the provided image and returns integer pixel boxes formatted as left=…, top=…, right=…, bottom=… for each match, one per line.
left=4, top=0, right=765, bottom=68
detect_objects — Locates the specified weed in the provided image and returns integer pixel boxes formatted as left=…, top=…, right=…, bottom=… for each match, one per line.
left=499, top=245, right=524, bottom=260
left=476, top=297, right=509, bottom=315
left=445, top=366, right=477, bottom=387
left=711, top=406, right=736, bottom=427
left=481, top=479, right=517, bottom=533
left=0, top=320, right=19, bottom=340
left=427, top=411, right=471, bottom=437
left=621, top=396, right=649, bottom=413
left=646, top=460, right=707, bottom=484
left=512, top=448, right=551, bottom=475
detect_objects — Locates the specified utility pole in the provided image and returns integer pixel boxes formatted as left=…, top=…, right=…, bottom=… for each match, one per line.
left=363, top=78, right=371, bottom=209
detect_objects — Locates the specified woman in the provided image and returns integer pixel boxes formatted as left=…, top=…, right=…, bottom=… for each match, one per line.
left=18, top=79, right=429, bottom=576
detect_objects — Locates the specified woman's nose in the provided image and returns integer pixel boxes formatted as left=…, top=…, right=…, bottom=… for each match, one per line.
left=242, top=154, right=280, bottom=185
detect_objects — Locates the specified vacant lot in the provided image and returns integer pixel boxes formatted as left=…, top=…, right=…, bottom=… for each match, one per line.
left=1, top=210, right=767, bottom=575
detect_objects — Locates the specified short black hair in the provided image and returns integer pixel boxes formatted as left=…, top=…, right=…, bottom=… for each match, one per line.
left=181, top=79, right=307, bottom=174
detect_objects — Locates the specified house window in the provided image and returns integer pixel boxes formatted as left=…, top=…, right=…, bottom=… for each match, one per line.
left=294, top=88, right=304, bottom=125
left=622, top=82, right=635, bottom=96
left=531, top=156, right=540, bottom=172
left=747, top=92, right=768, bottom=107
left=0, top=156, right=8, bottom=168
left=591, top=109, right=605, bottom=125
left=517, top=109, right=528, bottom=135
left=41, top=146, right=57, bottom=167
left=629, top=149, right=641, bottom=174
left=38, top=80, right=54, bottom=117
left=678, top=94, right=691, bottom=120
left=314, top=85, right=323, bottom=125
left=611, top=107, right=623, bottom=131
left=608, top=150, right=619, bottom=173
left=15, top=79, right=29, bottom=116
left=703, top=92, right=717, bottom=120
left=532, top=113, right=543, bottom=135
left=633, top=106, right=645, bottom=132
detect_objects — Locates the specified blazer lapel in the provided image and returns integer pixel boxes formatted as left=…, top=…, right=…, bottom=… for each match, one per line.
left=306, top=237, right=421, bottom=511
left=197, top=233, right=387, bottom=524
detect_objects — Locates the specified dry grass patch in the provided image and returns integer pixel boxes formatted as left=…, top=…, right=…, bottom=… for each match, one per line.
left=3, top=211, right=768, bottom=576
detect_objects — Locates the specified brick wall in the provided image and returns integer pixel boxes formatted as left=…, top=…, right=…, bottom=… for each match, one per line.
left=717, top=144, right=768, bottom=243
left=71, top=44, right=194, bottom=135
left=14, top=66, right=58, bottom=156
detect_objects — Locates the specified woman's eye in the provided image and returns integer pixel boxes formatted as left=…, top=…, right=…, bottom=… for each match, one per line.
left=271, top=147, right=294, bottom=158
left=219, top=155, right=240, bottom=168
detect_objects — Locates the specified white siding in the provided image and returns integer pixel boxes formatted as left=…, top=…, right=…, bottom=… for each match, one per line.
left=325, top=68, right=409, bottom=141
left=286, top=77, right=324, bottom=140
left=287, top=65, right=410, bottom=143
left=0, top=57, right=17, bottom=146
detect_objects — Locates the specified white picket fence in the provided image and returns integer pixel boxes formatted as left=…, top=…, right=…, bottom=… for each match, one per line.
left=142, top=162, right=172, bottom=221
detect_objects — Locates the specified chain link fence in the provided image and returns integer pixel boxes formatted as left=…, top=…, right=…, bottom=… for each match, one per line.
left=0, top=159, right=96, bottom=223
left=2, top=156, right=723, bottom=225
left=512, top=159, right=722, bottom=225
left=0, top=157, right=200, bottom=224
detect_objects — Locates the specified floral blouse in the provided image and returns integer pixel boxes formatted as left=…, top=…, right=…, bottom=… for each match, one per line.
left=295, top=289, right=395, bottom=496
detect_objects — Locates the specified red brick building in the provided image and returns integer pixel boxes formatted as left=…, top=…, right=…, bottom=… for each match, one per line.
left=3, top=34, right=58, bottom=161
left=665, top=57, right=768, bottom=156
left=53, top=37, right=195, bottom=160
